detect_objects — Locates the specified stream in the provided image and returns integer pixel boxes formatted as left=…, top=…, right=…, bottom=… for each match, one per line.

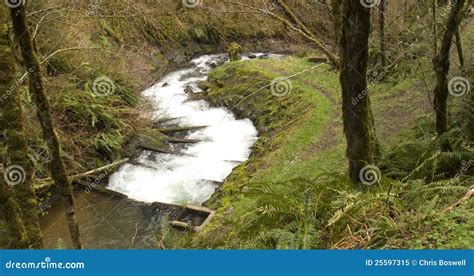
left=107, top=54, right=258, bottom=205
left=40, top=54, right=274, bottom=249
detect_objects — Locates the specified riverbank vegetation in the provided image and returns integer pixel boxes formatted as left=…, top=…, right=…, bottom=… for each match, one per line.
left=170, top=54, right=473, bottom=249
left=1, top=0, right=473, bottom=249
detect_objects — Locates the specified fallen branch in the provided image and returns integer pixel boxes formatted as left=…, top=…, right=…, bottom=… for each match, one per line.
left=156, top=125, right=208, bottom=134
left=138, top=144, right=174, bottom=154
left=155, top=116, right=184, bottom=124
left=443, top=188, right=474, bottom=213
left=168, top=137, right=201, bottom=144
left=34, top=158, right=129, bottom=184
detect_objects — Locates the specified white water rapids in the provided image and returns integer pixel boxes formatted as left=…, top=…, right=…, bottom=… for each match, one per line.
left=107, top=54, right=269, bottom=205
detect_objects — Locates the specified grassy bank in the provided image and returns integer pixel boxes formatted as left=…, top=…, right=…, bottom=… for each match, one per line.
left=167, top=55, right=473, bottom=249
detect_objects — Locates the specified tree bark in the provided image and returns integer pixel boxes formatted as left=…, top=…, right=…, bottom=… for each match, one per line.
left=454, top=27, right=465, bottom=73
left=432, top=0, right=438, bottom=56
left=9, top=5, right=83, bottom=249
left=432, top=0, right=465, bottom=151
left=379, top=0, right=387, bottom=67
left=0, top=180, right=29, bottom=248
left=339, top=0, right=375, bottom=182
left=0, top=5, right=44, bottom=249
left=330, top=0, right=342, bottom=49
left=0, top=18, right=29, bottom=247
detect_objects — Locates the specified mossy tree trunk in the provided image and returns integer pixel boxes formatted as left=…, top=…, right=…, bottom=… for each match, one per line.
left=0, top=5, right=43, bottom=249
left=339, top=0, right=375, bottom=182
left=432, top=0, right=465, bottom=151
left=0, top=16, right=28, bottom=247
left=0, top=179, right=29, bottom=248
left=9, top=5, right=83, bottom=249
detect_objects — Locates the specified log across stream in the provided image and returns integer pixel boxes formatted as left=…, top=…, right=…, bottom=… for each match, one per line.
left=40, top=54, right=278, bottom=248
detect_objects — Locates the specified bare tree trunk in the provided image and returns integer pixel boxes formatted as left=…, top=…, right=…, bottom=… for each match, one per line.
left=379, top=0, right=387, bottom=67
left=330, top=0, right=342, bottom=49
left=432, top=0, right=465, bottom=151
left=273, top=0, right=340, bottom=68
left=454, top=27, right=465, bottom=73
left=275, top=0, right=315, bottom=38
left=432, top=0, right=438, bottom=56
left=339, top=0, right=375, bottom=182
left=9, top=5, right=83, bottom=249
left=0, top=5, right=43, bottom=249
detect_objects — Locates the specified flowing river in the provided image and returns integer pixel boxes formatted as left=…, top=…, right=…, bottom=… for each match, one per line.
left=106, top=54, right=258, bottom=205
left=40, top=53, right=276, bottom=248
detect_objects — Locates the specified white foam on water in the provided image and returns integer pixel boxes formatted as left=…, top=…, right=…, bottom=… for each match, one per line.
left=107, top=54, right=258, bottom=204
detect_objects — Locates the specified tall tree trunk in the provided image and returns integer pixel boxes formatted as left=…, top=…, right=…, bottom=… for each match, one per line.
left=0, top=19, right=29, bottom=246
left=454, top=28, right=465, bottom=73
left=339, top=0, right=375, bottom=182
left=9, top=5, right=83, bottom=249
left=432, top=0, right=438, bottom=57
left=379, top=0, right=387, bottom=67
left=432, top=0, right=465, bottom=151
left=0, top=5, right=43, bottom=249
left=330, top=0, right=342, bottom=49
left=0, top=180, right=29, bottom=248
